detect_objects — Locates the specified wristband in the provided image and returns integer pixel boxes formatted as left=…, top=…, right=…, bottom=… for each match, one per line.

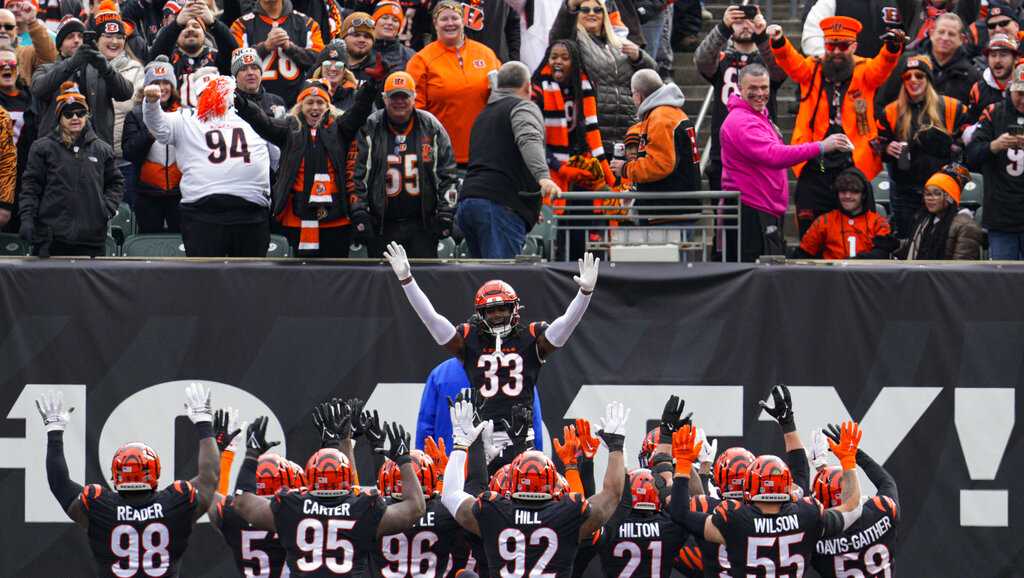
left=235, top=455, right=258, bottom=494
left=195, top=421, right=214, bottom=440
left=394, top=454, right=413, bottom=467
left=780, top=419, right=796, bottom=434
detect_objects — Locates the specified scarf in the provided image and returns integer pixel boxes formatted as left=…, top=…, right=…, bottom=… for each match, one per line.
left=293, top=117, right=344, bottom=251
left=536, top=65, right=613, bottom=186
left=907, top=205, right=956, bottom=260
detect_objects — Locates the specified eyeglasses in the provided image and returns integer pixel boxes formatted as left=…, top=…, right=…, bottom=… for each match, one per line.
left=0, top=24, right=15, bottom=31
left=321, top=60, right=346, bottom=70
left=579, top=6, right=604, bottom=14
left=923, top=189, right=946, bottom=198
left=61, top=109, right=87, bottom=119
left=988, top=19, right=1014, bottom=29
left=825, top=41, right=853, bottom=52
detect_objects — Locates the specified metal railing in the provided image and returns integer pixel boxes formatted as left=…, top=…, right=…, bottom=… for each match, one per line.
left=761, top=0, right=799, bottom=23
left=551, top=191, right=742, bottom=263
left=692, top=85, right=714, bottom=136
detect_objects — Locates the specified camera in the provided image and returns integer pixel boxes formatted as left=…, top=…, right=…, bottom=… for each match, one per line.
left=740, top=4, right=758, bottom=19
left=83, top=30, right=98, bottom=48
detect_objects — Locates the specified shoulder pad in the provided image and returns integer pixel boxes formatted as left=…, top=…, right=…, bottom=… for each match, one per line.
left=460, top=323, right=472, bottom=338
left=529, top=321, right=548, bottom=337
left=241, top=13, right=255, bottom=20
left=81, top=484, right=105, bottom=510
left=713, top=499, right=739, bottom=520
left=172, top=480, right=197, bottom=503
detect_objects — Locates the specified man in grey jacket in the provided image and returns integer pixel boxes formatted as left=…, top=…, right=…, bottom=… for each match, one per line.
left=457, top=61, right=560, bottom=259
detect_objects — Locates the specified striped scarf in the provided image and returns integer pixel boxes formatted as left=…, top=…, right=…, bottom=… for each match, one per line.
left=536, top=66, right=611, bottom=181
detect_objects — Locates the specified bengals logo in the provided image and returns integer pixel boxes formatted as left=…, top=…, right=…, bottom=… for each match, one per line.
left=104, top=22, right=121, bottom=34
left=462, top=3, right=484, bottom=31
left=153, top=65, right=169, bottom=76
left=421, top=142, right=432, bottom=162
left=473, top=58, right=485, bottom=68
left=881, top=6, right=900, bottom=26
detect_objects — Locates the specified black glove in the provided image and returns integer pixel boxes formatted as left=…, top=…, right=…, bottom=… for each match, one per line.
left=759, top=384, right=796, bottom=433
left=446, top=387, right=485, bottom=424
left=432, top=206, right=455, bottom=238
left=500, top=403, right=533, bottom=451
left=659, top=395, right=691, bottom=443
left=881, top=29, right=906, bottom=53
left=597, top=427, right=624, bottom=453
left=245, top=416, right=280, bottom=457
left=234, top=91, right=251, bottom=115
left=18, top=218, right=34, bottom=242
left=347, top=398, right=367, bottom=438
left=361, top=409, right=386, bottom=453
left=363, top=51, right=387, bottom=82
left=376, top=421, right=412, bottom=465
left=349, top=209, right=374, bottom=242
left=312, top=398, right=352, bottom=445
left=213, top=408, right=241, bottom=452
left=87, top=49, right=113, bottom=75
left=67, top=46, right=92, bottom=70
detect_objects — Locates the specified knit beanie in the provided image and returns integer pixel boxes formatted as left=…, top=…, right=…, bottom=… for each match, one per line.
left=231, top=47, right=261, bottom=76
left=55, top=81, right=88, bottom=115
left=145, top=55, right=177, bottom=90
left=372, top=1, right=404, bottom=28
left=341, top=11, right=375, bottom=38
left=92, top=0, right=125, bottom=36
left=55, top=15, right=85, bottom=51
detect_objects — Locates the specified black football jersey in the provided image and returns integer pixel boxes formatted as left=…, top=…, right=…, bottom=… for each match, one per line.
left=271, top=487, right=387, bottom=577
left=596, top=507, right=688, bottom=578
left=688, top=495, right=732, bottom=578
left=376, top=496, right=462, bottom=578
left=80, top=481, right=198, bottom=578
left=473, top=491, right=590, bottom=578
left=216, top=494, right=289, bottom=578
left=711, top=497, right=843, bottom=577
left=458, top=322, right=547, bottom=432
left=672, top=539, right=707, bottom=578
left=703, top=49, right=779, bottom=161
left=812, top=495, right=899, bottom=578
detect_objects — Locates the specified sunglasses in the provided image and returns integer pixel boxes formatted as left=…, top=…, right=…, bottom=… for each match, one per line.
left=347, top=17, right=374, bottom=28
left=825, top=41, right=853, bottom=52
left=321, top=60, right=345, bottom=70
left=61, top=109, right=87, bottom=119
left=988, top=19, right=1014, bottom=29
left=903, top=71, right=927, bottom=81
left=0, top=24, right=14, bottom=31
left=0, top=59, right=15, bottom=68
left=579, top=6, right=604, bottom=14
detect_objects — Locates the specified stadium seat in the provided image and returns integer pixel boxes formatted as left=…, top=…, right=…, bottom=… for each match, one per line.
left=456, top=240, right=471, bottom=258
left=109, top=202, right=135, bottom=240
left=520, top=236, right=541, bottom=257
left=0, top=233, right=28, bottom=255
left=122, top=234, right=187, bottom=256
left=872, top=171, right=890, bottom=207
left=266, top=235, right=291, bottom=257
left=105, top=236, right=118, bottom=257
left=960, top=172, right=983, bottom=208
left=437, top=237, right=456, bottom=258
left=875, top=203, right=888, bottom=220
left=349, top=243, right=368, bottom=258
left=529, top=204, right=555, bottom=258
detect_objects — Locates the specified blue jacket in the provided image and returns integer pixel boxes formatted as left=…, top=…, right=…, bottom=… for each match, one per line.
left=415, top=357, right=544, bottom=451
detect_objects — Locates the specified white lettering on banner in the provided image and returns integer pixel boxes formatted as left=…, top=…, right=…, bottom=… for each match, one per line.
left=955, top=388, right=1014, bottom=527
left=0, top=384, right=87, bottom=522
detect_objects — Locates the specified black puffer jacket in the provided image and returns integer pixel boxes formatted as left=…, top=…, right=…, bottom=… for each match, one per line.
left=18, top=125, right=124, bottom=245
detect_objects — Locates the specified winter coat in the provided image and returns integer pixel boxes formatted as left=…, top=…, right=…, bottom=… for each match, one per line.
left=549, top=0, right=656, bottom=146
left=876, top=95, right=968, bottom=189
left=879, top=46, right=981, bottom=110
left=796, top=167, right=895, bottom=259
left=720, top=93, right=823, bottom=217
left=111, top=55, right=145, bottom=159
left=623, top=83, right=700, bottom=196
left=32, top=50, right=135, bottom=148
left=123, top=101, right=181, bottom=198
left=376, top=38, right=415, bottom=72
left=149, top=19, right=239, bottom=80
left=966, top=95, right=1024, bottom=232
left=772, top=35, right=901, bottom=179
left=351, top=109, right=458, bottom=232
left=967, top=67, right=1008, bottom=125
left=18, top=125, right=124, bottom=245
left=896, top=208, right=984, bottom=259
left=15, top=18, right=56, bottom=88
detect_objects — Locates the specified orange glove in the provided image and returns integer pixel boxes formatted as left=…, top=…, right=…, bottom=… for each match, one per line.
left=575, top=418, right=601, bottom=459
left=828, top=421, right=862, bottom=471
left=424, top=436, right=448, bottom=472
left=553, top=425, right=580, bottom=467
left=671, top=424, right=703, bottom=476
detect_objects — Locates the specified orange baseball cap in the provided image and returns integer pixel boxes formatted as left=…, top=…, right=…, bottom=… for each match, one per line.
left=384, top=71, right=415, bottom=96
left=820, top=16, right=862, bottom=42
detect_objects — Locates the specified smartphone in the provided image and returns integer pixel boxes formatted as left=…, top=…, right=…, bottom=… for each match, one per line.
left=82, top=30, right=97, bottom=48
left=740, top=4, right=758, bottom=19
left=1009, top=125, right=1024, bottom=136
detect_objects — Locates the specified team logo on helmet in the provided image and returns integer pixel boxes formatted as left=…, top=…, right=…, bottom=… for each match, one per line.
left=474, top=280, right=521, bottom=337
left=713, top=447, right=755, bottom=499
left=256, top=453, right=288, bottom=497
left=111, top=442, right=161, bottom=491
left=508, top=450, right=557, bottom=500
left=638, top=428, right=659, bottom=468
left=628, top=468, right=661, bottom=511
left=489, top=463, right=513, bottom=495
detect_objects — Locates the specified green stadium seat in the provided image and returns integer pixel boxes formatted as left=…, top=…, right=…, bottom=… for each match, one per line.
left=105, top=235, right=118, bottom=256
left=875, top=203, right=888, bottom=220
left=266, top=235, right=291, bottom=257
left=529, top=204, right=555, bottom=258
left=456, top=240, right=470, bottom=258
left=974, top=206, right=984, bottom=226
left=0, top=233, right=28, bottom=255
left=349, top=243, right=368, bottom=258
left=872, top=171, right=890, bottom=206
left=122, top=234, right=187, bottom=256
left=437, top=237, right=456, bottom=258
left=109, top=202, right=135, bottom=238
left=520, top=235, right=541, bottom=257
left=960, top=172, right=983, bottom=208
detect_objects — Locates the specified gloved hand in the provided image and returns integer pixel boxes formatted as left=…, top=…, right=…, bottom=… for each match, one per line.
left=810, top=429, right=831, bottom=470
left=596, top=401, right=629, bottom=452
left=671, top=424, right=703, bottom=476
left=245, top=415, right=280, bottom=456
left=575, top=417, right=600, bottom=459
left=499, top=403, right=533, bottom=450
left=432, top=206, right=455, bottom=238
left=574, top=252, right=599, bottom=293
left=882, top=28, right=906, bottom=53
left=759, top=384, right=795, bottom=433
left=659, top=395, right=691, bottom=443
left=35, top=390, right=74, bottom=432
left=346, top=398, right=366, bottom=438
left=361, top=409, right=386, bottom=453
left=376, top=422, right=412, bottom=465
left=696, top=428, right=717, bottom=467
left=312, top=399, right=352, bottom=444
left=184, top=382, right=213, bottom=424
left=827, top=421, right=862, bottom=471
left=480, top=419, right=499, bottom=464
left=214, top=407, right=241, bottom=452
left=450, top=399, right=484, bottom=449
left=363, top=51, right=387, bottom=81
left=18, top=218, right=34, bottom=242
left=88, top=49, right=113, bottom=75
left=350, top=209, right=374, bottom=242
left=423, top=435, right=449, bottom=471
left=67, top=46, right=92, bottom=70
left=553, top=425, right=580, bottom=467
left=383, top=241, right=411, bottom=281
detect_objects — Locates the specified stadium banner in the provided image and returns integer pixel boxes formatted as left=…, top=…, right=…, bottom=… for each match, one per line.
left=0, top=260, right=1020, bottom=576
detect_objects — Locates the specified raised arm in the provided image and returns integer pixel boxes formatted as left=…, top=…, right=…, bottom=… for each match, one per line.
left=378, top=423, right=428, bottom=537
left=211, top=407, right=242, bottom=496
left=440, top=401, right=487, bottom=535
left=36, top=391, right=88, bottom=528
left=821, top=422, right=864, bottom=537
left=578, top=402, right=629, bottom=538
left=383, top=242, right=463, bottom=355
left=183, top=383, right=220, bottom=520
left=231, top=416, right=280, bottom=532
left=538, top=252, right=599, bottom=357
left=824, top=422, right=893, bottom=502
left=142, top=84, right=181, bottom=145
left=668, top=425, right=725, bottom=544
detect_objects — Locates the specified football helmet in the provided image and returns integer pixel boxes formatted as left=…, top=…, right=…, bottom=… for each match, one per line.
left=255, top=453, right=288, bottom=497
left=490, top=463, right=513, bottom=494
left=812, top=466, right=844, bottom=508
left=475, top=280, right=520, bottom=336
left=628, top=468, right=661, bottom=511
left=378, top=459, right=400, bottom=497
left=508, top=450, right=558, bottom=500
left=554, top=474, right=570, bottom=499
left=284, top=460, right=307, bottom=489
left=713, top=447, right=756, bottom=499
left=638, top=428, right=659, bottom=468
left=111, top=442, right=161, bottom=491
left=381, top=451, right=438, bottom=499
left=744, top=455, right=793, bottom=503
left=305, top=448, right=353, bottom=497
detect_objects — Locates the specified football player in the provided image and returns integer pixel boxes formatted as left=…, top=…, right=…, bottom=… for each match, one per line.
left=440, top=400, right=629, bottom=578
left=810, top=424, right=900, bottom=577
left=233, top=415, right=427, bottom=577
left=383, top=241, right=600, bottom=467
left=38, top=384, right=220, bottom=578
left=376, top=450, right=463, bottom=578
left=669, top=422, right=866, bottom=577
left=210, top=451, right=302, bottom=578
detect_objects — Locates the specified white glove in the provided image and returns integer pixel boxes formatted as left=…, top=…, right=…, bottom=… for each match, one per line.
left=450, top=400, right=483, bottom=448
left=598, top=401, right=629, bottom=437
left=574, top=252, right=600, bottom=293
left=35, top=391, right=74, bottom=432
left=383, top=241, right=411, bottom=281
left=227, top=408, right=244, bottom=452
left=184, top=382, right=213, bottom=424
left=810, top=429, right=830, bottom=470
left=481, top=420, right=500, bottom=464
left=697, top=428, right=718, bottom=466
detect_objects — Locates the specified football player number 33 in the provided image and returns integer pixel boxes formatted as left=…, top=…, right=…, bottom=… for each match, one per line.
left=110, top=523, right=170, bottom=577
left=477, top=352, right=524, bottom=398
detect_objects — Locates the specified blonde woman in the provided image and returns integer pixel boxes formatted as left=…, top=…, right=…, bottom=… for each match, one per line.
left=549, top=0, right=656, bottom=145
left=877, top=54, right=968, bottom=238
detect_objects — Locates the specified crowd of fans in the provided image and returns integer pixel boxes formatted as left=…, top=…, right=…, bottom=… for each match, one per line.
left=0, top=0, right=1022, bottom=260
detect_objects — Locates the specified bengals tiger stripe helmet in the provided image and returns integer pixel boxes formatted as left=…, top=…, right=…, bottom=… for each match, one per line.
left=285, top=460, right=307, bottom=489
left=380, top=451, right=438, bottom=499
left=508, top=450, right=558, bottom=500
left=713, top=447, right=756, bottom=499
left=378, top=459, right=400, bottom=497
left=638, top=428, right=659, bottom=468
left=744, top=455, right=793, bottom=503
left=490, top=463, right=513, bottom=494
left=812, top=466, right=843, bottom=508
left=255, top=453, right=288, bottom=496
left=111, top=442, right=161, bottom=491
left=628, top=468, right=661, bottom=511
left=305, top=448, right=353, bottom=497
left=475, top=280, right=520, bottom=336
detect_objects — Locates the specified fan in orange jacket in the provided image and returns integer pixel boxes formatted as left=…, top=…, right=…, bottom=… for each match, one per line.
left=769, top=16, right=903, bottom=180
left=796, top=167, right=896, bottom=259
